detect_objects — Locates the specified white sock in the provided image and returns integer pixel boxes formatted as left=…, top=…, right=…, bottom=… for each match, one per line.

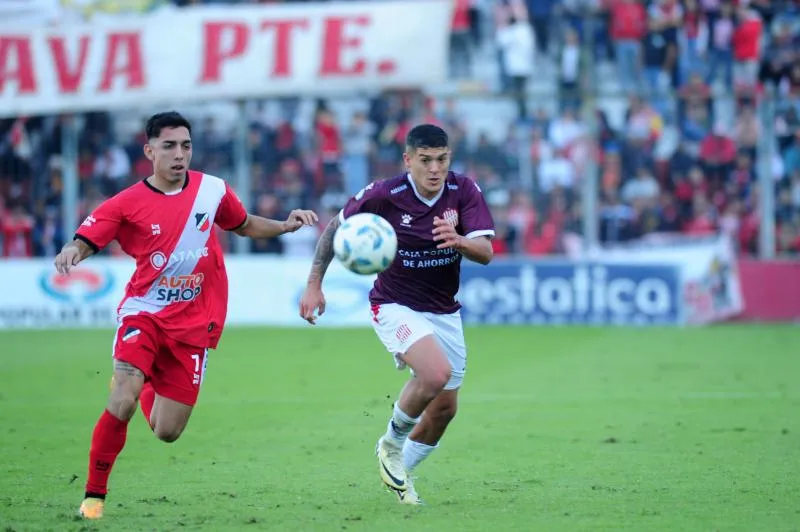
left=384, top=402, right=419, bottom=448
left=403, top=439, right=438, bottom=471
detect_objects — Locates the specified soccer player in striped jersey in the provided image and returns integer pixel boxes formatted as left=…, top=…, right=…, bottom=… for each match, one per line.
left=55, top=111, right=318, bottom=519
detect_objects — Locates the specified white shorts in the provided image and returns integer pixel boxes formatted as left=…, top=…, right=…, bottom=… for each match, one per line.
left=370, top=303, right=467, bottom=390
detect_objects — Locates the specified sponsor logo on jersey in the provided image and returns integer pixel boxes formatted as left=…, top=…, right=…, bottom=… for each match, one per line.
left=39, top=267, right=114, bottom=303
left=195, top=212, right=210, bottom=232
left=400, top=213, right=413, bottom=226
left=155, top=272, right=205, bottom=303
left=149, top=247, right=209, bottom=271
left=390, top=184, right=408, bottom=195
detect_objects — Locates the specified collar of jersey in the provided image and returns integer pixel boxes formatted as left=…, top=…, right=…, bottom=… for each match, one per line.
left=143, top=173, right=191, bottom=195
left=406, top=173, right=445, bottom=207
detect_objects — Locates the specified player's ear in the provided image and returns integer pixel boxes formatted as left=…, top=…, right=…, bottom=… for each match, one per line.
left=402, top=150, right=411, bottom=169
left=143, top=142, right=154, bottom=161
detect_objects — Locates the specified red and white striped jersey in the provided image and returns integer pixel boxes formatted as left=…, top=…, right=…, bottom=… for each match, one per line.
left=75, top=171, right=248, bottom=349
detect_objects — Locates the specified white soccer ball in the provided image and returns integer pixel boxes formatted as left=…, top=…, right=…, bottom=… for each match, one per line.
left=333, top=213, right=398, bottom=275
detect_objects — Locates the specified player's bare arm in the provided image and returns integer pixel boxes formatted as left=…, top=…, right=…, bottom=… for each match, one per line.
left=54, top=238, right=96, bottom=275
left=299, top=215, right=341, bottom=324
left=432, top=216, right=493, bottom=265
left=234, top=209, right=318, bottom=238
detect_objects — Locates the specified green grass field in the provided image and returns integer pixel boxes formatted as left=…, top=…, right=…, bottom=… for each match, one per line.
left=1, top=325, right=799, bottom=531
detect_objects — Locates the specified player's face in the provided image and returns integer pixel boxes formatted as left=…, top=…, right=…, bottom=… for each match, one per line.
left=404, top=146, right=451, bottom=199
left=144, top=126, right=192, bottom=183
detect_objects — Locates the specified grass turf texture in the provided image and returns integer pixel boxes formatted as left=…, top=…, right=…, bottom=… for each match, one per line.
left=1, top=325, right=798, bottom=531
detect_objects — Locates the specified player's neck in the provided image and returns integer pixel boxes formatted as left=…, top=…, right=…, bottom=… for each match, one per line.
left=147, top=174, right=186, bottom=194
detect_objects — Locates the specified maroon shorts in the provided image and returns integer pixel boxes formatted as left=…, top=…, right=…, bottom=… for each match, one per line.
left=113, top=315, right=208, bottom=406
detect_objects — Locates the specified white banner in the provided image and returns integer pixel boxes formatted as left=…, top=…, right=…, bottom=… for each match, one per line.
left=0, top=256, right=376, bottom=330
left=0, top=0, right=453, bottom=118
left=595, top=235, right=744, bottom=325
left=0, top=237, right=743, bottom=331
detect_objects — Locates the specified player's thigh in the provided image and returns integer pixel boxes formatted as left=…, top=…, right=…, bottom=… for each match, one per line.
left=150, top=343, right=209, bottom=439
left=427, top=310, right=467, bottom=390
left=151, top=342, right=209, bottom=409
left=371, top=303, right=450, bottom=377
left=111, top=317, right=159, bottom=398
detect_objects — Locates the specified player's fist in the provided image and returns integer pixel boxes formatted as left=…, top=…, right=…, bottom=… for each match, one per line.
left=283, top=209, right=319, bottom=233
left=299, top=285, right=326, bottom=325
left=432, top=216, right=464, bottom=250
left=54, top=246, right=81, bottom=275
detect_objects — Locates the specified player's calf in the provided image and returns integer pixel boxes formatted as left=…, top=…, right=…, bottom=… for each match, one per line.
left=409, top=390, right=458, bottom=446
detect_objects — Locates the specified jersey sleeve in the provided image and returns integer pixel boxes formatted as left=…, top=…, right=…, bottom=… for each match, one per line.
left=74, top=196, right=123, bottom=253
left=338, top=181, right=385, bottom=222
left=216, top=183, right=249, bottom=231
left=461, top=179, right=496, bottom=239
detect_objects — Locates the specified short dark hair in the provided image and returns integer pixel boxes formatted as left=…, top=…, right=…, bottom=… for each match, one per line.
left=145, top=111, right=192, bottom=140
left=406, top=124, right=448, bottom=151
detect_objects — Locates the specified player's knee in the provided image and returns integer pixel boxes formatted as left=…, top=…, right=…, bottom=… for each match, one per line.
left=420, top=366, right=451, bottom=394
left=108, top=389, right=139, bottom=421
left=153, top=424, right=183, bottom=443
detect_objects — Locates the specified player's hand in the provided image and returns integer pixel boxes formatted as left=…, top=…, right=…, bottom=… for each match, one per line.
left=54, top=246, right=81, bottom=275
left=299, top=284, right=326, bottom=325
left=432, top=216, right=464, bottom=250
left=283, top=209, right=319, bottom=233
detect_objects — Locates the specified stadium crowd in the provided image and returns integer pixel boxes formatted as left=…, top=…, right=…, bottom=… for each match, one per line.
left=1, top=0, right=800, bottom=258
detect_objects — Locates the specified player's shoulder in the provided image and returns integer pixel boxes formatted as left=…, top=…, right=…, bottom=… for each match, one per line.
left=354, top=175, right=406, bottom=201
left=106, top=179, right=149, bottom=208
left=191, top=170, right=228, bottom=193
left=447, top=171, right=483, bottom=195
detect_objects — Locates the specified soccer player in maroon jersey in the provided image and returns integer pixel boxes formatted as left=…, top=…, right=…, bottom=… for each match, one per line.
left=54, top=112, right=318, bottom=520
left=299, top=124, right=495, bottom=504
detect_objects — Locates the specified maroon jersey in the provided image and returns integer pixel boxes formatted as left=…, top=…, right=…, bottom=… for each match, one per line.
left=340, top=172, right=495, bottom=314
left=75, top=171, right=248, bottom=348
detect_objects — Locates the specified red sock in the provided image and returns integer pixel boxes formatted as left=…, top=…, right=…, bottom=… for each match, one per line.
left=85, top=410, right=128, bottom=497
left=139, top=382, right=155, bottom=429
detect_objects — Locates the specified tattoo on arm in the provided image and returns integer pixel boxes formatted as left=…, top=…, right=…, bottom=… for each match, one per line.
left=114, top=360, right=145, bottom=378
left=308, top=216, right=340, bottom=285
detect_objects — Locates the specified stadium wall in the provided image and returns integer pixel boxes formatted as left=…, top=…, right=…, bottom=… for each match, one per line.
left=735, top=260, right=800, bottom=322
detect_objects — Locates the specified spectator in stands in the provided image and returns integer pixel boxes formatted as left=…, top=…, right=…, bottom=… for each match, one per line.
left=1, top=202, right=34, bottom=258
left=732, top=3, right=764, bottom=90
left=680, top=0, right=708, bottom=86
left=251, top=193, right=284, bottom=255
left=450, top=0, right=473, bottom=79
left=610, top=0, right=648, bottom=94
left=559, top=27, right=583, bottom=108
left=707, top=0, right=735, bottom=88
left=92, top=143, right=131, bottom=196
left=496, top=14, right=536, bottom=121
left=342, top=111, right=374, bottom=197
left=621, top=165, right=660, bottom=209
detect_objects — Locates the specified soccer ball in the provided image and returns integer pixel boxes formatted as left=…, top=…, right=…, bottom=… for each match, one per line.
left=333, top=213, right=398, bottom=275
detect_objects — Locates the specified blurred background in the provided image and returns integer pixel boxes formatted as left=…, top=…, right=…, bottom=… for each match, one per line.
left=0, top=0, right=798, bottom=325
